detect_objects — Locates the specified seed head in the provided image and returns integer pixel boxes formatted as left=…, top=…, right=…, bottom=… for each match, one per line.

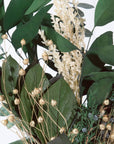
left=19, top=69, right=26, bottom=76
left=99, top=124, right=105, bottom=130
left=1, top=34, right=8, bottom=39
left=0, top=95, right=5, bottom=101
left=102, top=115, right=109, bottom=122
left=72, top=128, right=79, bottom=135
left=20, top=39, right=26, bottom=46
left=13, top=89, right=18, bottom=95
left=14, top=98, right=20, bottom=105
left=30, top=120, right=35, bottom=127
left=59, top=127, right=66, bottom=134
left=39, top=98, right=45, bottom=106
left=37, top=116, right=43, bottom=123
left=51, top=99, right=57, bottom=107
left=23, top=59, right=29, bottom=65
left=106, top=124, right=111, bottom=131
left=1, top=119, right=8, bottom=126
left=8, top=115, right=15, bottom=122
left=103, top=99, right=109, bottom=105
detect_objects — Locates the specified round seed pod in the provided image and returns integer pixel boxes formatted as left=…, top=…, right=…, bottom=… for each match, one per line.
left=1, top=119, right=8, bottom=126
left=8, top=115, right=15, bottom=122
left=51, top=100, right=57, bottom=107
left=23, top=59, right=29, bottom=65
left=19, top=69, right=26, bottom=76
left=59, top=127, right=66, bottom=134
left=20, top=39, right=26, bottom=46
left=0, top=95, right=5, bottom=101
left=72, top=128, right=79, bottom=135
left=13, top=89, right=18, bottom=95
left=106, top=124, right=111, bottom=131
left=103, top=99, right=110, bottom=105
left=14, top=98, right=20, bottom=105
left=30, top=120, right=35, bottom=127
left=1, top=34, right=8, bottom=39
left=102, top=115, right=109, bottom=122
left=37, top=116, right=43, bottom=123
left=99, top=124, right=105, bottom=130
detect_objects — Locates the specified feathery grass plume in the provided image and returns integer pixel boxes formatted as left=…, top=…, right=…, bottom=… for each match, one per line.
left=39, top=0, right=85, bottom=104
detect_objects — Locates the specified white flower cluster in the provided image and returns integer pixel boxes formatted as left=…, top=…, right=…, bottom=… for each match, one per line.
left=39, top=0, right=85, bottom=104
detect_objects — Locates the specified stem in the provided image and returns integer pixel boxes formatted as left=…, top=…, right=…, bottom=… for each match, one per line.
left=86, top=26, right=95, bottom=51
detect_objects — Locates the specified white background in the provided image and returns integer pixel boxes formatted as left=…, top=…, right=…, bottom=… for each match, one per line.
left=0, top=0, right=114, bottom=143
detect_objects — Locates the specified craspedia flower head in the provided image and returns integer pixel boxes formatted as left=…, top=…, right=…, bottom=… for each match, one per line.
left=20, top=39, right=26, bottom=46
left=14, top=98, right=20, bottom=105
left=51, top=99, right=57, bottom=107
left=102, top=115, right=109, bottom=122
left=0, top=95, right=5, bottom=101
left=106, top=124, right=111, bottom=131
left=39, top=98, right=45, bottom=106
left=103, top=99, right=110, bottom=105
left=72, top=128, right=79, bottom=135
left=59, top=127, right=66, bottom=134
left=1, top=34, right=8, bottom=39
left=1, top=119, right=8, bottom=126
left=8, top=115, right=15, bottom=122
left=23, top=59, right=29, bottom=65
left=19, top=68, right=26, bottom=76
left=99, top=124, right=105, bottom=130
left=13, top=89, right=18, bottom=95
left=37, top=116, right=43, bottom=123
left=30, top=120, right=35, bottom=127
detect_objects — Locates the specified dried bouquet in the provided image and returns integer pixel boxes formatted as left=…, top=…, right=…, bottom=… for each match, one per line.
left=0, top=0, right=114, bottom=144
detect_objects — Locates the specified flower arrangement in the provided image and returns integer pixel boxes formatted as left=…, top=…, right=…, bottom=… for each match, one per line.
left=0, top=0, right=114, bottom=144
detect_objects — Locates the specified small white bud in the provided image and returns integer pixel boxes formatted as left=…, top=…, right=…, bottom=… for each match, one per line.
left=102, top=115, right=109, bottom=122
left=47, top=40, right=53, bottom=46
left=110, top=132, right=114, bottom=141
left=103, top=99, right=109, bottom=105
left=19, top=69, right=26, bottom=76
left=8, top=115, right=15, bottom=122
left=0, top=95, right=5, bottom=101
left=106, top=124, right=111, bottom=131
left=37, top=116, right=43, bottom=123
left=72, top=128, right=79, bottom=135
left=23, top=59, right=29, bottom=65
left=30, top=120, right=35, bottom=127
left=59, top=127, right=66, bottom=134
left=1, top=119, right=8, bottom=126
left=51, top=100, right=57, bottom=107
left=14, top=98, right=20, bottom=105
left=99, top=124, right=105, bottom=130
left=42, top=51, right=48, bottom=61
left=13, top=89, right=18, bottom=95
left=20, top=39, right=26, bottom=46
left=1, top=34, right=8, bottom=39
left=50, top=137, right=55, bottom=141
left=39, top=98, right=45, bottom=106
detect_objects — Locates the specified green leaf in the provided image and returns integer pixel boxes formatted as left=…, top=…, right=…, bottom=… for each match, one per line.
left=3, top=0, right=34, bottom=31
left=78, top=3, right=94, bottom=9
left=95, top=0, right=114, bottom=26
left=88, top=78, right=113, bottom=107
left=25, top=0, right=51, bottom=15
left=0, top=106, right=10, bottom=116
left=12, top=4, right=52, bottom=49
left=85, top=29, right=92, bottom=37
left=0, top=0, right=5, bottom=21
left=0, top=33, right=3, bottom=44
left=1, top=56, right=20, bottom=112
left=85, top=72, right=114, bottom=82
left=48, top=133, right=71, bottom=144
left=9, top=140, right=26, bottom=144
left=40, top=78, right=77, bottom=138
left=19, top=64, right=49, bottom=123
left=82, top=31, right=113, bottom=77
left=41, top=26, right=79, bottom=52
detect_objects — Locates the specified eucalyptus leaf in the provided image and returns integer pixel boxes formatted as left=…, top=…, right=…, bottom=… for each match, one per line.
left=12, top=4, right=52, bottom=49
left=0, top=0, right=5, bottom=21
left=78, top=3, right=94, bottom=9
left=48, top=133, right=71, bottom=144
left=25, top=0, right=51, bottom=15
left=95, top=0, right=114, bottom=26
left=88, top=78, right=113, bottom=107
left=41, top=25, right=79, bottom=52
left=40, top=78, right=77, bottom=137
left=3, top=0, right=34, bottom=31
left=19, top=64, right=49, bottom=123
left=0, top=106, right=10, bottom=116
left=1, top=56, right=20, bottom=112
